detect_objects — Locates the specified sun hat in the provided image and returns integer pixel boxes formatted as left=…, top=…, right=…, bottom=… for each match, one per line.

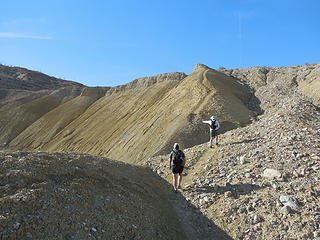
left=173, top=143, right=179, bottom=150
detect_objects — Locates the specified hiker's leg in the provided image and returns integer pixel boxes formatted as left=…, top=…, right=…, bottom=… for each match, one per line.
left=172, top=174, right=175, bottom=188
left=178, top=173, right=183, bottom=187
left=216, top=135, right=219, bottom=144
left=173, top=174, right=178, bottom=190
left=210, top=136, right=214, bottom=147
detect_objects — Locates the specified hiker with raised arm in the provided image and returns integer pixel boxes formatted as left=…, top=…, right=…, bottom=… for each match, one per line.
left=202, top=115, right=220, bottom=148
left=169, top=143, right=186, bottom=192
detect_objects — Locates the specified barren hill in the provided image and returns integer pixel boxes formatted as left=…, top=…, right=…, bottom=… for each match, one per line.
left=0, top=64, right=84, bottom=107
left=2, top=64, right=258, bottom=163
left=0, top=64, right=87, bottom=147
left=145, top=64, right=320, bottom=239
left=0, top=64, right=83, bottom=91
left=1, top=63, right=319, bottom=164
left=0, top=63, right=320, bottom=239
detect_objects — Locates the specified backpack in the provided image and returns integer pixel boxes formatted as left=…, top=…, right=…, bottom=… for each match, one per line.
left=172, top=150, right=184, bottom=167
left=210, top=119, right=218, bottom=130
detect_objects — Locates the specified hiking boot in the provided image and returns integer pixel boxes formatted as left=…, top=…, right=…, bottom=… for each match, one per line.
left=216, top=142, right=219, bottom=146
left=178, top=185, right=182, bottom=190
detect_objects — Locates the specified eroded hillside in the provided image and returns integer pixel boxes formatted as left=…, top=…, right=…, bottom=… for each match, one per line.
left=146, top=64, right=320, bottom=239
left=0, top=63, right=319, bottom=239
left=218, top=63, right=320, bottom=107
left=0, top=64, right=84, bottom=108
left=0, top=65, right=86, bottom=147
left=2, top=64, right=257, bottom=163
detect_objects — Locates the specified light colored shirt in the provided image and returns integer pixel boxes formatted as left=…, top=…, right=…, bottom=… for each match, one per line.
left=203, top=119, right=220, bottom=130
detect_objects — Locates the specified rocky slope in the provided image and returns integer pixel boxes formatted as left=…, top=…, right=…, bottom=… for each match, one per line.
left=0, top=151, right=187, bottom=239
left=1, top=62, right=319, bottom=239
left=218, top=63, right=320, bottom=107
left=145, top=64, right=320, bottom=239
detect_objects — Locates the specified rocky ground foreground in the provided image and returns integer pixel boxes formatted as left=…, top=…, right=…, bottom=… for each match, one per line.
left=147, top=93, right=320, bottom=239
left=0, top=152, right=188, bottom=240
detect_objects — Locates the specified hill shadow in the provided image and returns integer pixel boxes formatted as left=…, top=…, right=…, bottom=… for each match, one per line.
left=157, top=175, right=234, bottom=240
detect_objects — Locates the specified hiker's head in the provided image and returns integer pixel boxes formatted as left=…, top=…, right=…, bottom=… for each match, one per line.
left=210, top=115, right=215, bottom=120
left=173, top=143, right=179, bottom=150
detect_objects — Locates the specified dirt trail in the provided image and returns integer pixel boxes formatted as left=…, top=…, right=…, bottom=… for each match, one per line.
left=145, top=141, right=234, bottom=239
left=163, top=180, right=233, bottom=240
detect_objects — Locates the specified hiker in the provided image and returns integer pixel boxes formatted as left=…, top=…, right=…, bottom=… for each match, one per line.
left=202, top=115, right=220, bottom=148
left=169, top=143, right=186, bottom=191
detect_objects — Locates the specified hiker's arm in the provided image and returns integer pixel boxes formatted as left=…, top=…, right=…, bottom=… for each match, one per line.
left=169, top=156, right=172, bottom=169
left=183, top=157, right=186, bottom=167
left=202, top=120, right=211, bottom=124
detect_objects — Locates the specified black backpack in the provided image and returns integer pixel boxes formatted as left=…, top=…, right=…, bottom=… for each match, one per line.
left=172, top=150, right=183, bottom=167
left=210, top=119, right=217, bottom=130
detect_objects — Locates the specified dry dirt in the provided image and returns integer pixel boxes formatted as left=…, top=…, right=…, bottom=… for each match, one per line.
left=145, top=63, right=320, bottom=239
left=0, top=151, right=188, bottom=239
left=147, top=95, right=320, bottom=239
left=0, top=62, right=319, bottom=239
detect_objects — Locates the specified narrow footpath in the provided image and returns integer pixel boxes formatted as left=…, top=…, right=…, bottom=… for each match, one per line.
left=165, top=185, right=233, bottom=240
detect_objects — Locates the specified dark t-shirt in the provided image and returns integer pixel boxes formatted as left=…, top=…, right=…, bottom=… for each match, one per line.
left=170, top=150, right=185, bottom=167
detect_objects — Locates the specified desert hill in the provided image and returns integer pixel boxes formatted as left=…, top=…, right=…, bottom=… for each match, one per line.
left=0, top=64, right=87, bottom=147
left=0, top=64, right=84, bottom=108
left=1, top=64, right=259, bottom=163
left=218, top=63, right=320, bottom=107
left=147, top=94, right=320, bottom=239
left=0, top=63, right=319, bottom=239
left=146, top=64, right=320, bottom=239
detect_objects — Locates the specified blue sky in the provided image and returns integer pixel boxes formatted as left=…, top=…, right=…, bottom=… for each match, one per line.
left=0, top=0, right=319, bottom=86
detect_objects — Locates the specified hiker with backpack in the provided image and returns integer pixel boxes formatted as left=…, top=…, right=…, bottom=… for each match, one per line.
left=202, top=115, right=220, bottom=148
left=169, top=143, right=186, bottom=192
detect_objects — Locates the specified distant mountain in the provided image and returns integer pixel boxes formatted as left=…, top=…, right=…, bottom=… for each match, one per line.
left=0, top=64, right=83, bottom=91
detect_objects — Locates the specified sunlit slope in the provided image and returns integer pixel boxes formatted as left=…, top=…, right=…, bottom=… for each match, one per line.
left=0, top=86, right=82, bottom=148
left=8, top=87, right=107, bottom=149
left=15, top=65, right=256, bottom=163
left=218, top=63, right=320, bottom=107
left=298, top=66, right=320, bottom=105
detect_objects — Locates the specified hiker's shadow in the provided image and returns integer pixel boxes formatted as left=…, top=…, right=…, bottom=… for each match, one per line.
left=193, top=182, right=264, bottom=197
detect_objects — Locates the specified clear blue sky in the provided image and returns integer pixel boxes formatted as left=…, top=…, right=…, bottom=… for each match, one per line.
left=0, top=0, right=319, bottom=86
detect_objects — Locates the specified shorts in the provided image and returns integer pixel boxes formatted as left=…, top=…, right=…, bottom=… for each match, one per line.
left=172, top=166, right=184, bottom=174
left=210, top=129, right=217, bottom=138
